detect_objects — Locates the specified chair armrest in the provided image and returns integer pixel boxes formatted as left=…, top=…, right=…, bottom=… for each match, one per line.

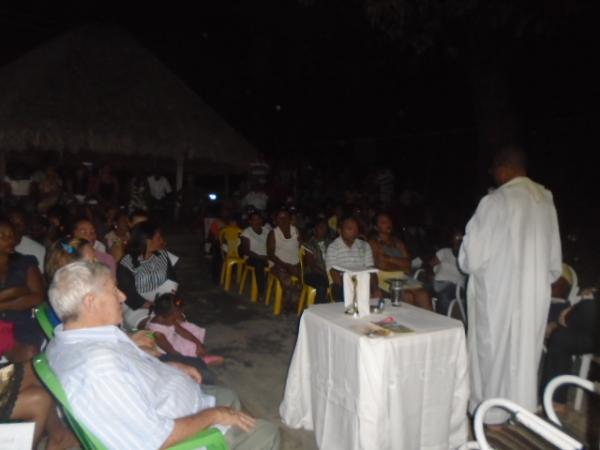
left=168, top=427, right=228, bottom=450
left=35, top=303, right=56, bottom=340
left=474, top=398, right=582, bottom=450
left=543, top=374, right=596, bottom=427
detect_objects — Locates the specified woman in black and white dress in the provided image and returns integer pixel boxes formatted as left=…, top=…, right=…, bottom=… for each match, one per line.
left=116, top=221, right=217, bottom=384
left=117, top=221, right=176, bottom=330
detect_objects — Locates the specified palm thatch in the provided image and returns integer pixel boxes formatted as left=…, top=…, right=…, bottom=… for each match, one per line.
left=0, top=24, right=256, bottom=170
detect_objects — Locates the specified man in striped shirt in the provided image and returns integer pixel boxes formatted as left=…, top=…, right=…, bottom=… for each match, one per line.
left=325, top=217, right=380, bottom=302
left=46, top=261, right=280, bottom=450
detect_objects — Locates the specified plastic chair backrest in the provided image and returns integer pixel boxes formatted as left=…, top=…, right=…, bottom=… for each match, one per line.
left=543, top=374, right=597, bottom=427
left=468, top=397, right=583, bottom=450
left=456, top=290, right=467, bottom=325
left=563, top=263, right=580, bottom=303
left=35, top=303, right=56, bottom=340
left=219, top=226, right=242, bottom=258
left=446, top=283, right=467, bottom=325
left=412, top=268, right=425, bottom=282
left=33, top=353, right=230, bottom=450
left=33, top=353, right=107, bottom=450
left=299, top=246, right=307, bottom=284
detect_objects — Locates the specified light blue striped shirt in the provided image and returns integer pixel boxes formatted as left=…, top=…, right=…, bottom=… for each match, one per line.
left=325, top=237, right=375, bottom=273
left=46, top=325, right=217, bottom=450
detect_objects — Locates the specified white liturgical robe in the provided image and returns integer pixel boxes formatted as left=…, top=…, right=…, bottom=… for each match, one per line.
left=459, top=176, right=562, bottom=423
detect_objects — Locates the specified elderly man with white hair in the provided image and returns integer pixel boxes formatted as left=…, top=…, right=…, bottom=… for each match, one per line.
left=46, top=261, right=280, bottom=450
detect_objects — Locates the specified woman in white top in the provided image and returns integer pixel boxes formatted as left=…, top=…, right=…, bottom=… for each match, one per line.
left=240, top=212, right=271, bottom=300
left=267, top=209, right=301, bottom=313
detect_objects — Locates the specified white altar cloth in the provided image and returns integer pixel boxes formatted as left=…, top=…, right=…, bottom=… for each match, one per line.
left=280, top=302, right=469, bottom=450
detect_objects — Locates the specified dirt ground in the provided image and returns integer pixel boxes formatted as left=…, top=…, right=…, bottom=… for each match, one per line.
left=173, top=232, right=318, bottom=450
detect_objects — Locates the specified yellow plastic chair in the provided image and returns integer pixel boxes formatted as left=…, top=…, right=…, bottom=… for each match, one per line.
left=219, top=226, right=245, bottom=291
left=297, top=254, right=335, bottom=315
left=297, top=247, right=316, bottom=315
left=265, top=266, right=299, bottom=316
left=238, top=263, right=258, bottom=302
left=238, top=263, right=269, bottom=302
left=325, top=269, right=338, bottom=303
left=297, top=283, right=334, bottom=315
left=297, top=285, right=317, bottom=316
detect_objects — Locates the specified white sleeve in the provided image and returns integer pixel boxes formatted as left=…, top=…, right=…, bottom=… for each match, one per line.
left=458, top=195, right=498, bottom=275
left=547, top=200, right=563, bottom=283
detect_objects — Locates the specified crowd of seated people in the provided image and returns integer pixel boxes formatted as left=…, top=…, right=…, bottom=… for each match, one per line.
left=1, top=162, right=282, bottom=449
left=2, top=157, right=598, bottom=446
left=211, top=176, right=598, bottom=419
left=220, top=208, right=440, bottom=312
left=243, top=206, right=598, bottom=429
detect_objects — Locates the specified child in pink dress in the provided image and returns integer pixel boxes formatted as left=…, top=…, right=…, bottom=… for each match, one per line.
left=146, top=293, right=224, bottom=366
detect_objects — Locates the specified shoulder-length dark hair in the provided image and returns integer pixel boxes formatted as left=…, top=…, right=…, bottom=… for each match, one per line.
left=125, top=221, right=160, bottom=267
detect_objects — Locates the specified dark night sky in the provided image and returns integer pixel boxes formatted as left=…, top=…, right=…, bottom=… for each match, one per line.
left=1, top=2, right=599, bottom=231
left=3, top=2, right=598, bottom=145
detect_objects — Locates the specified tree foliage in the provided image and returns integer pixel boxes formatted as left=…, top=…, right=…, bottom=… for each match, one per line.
left=364, top=0, right=561, bottom=55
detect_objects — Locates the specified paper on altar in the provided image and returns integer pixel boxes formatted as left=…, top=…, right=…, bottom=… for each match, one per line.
left=141, top=279, right=179, bottom=302
left=337, top=267, right=377, bottom=318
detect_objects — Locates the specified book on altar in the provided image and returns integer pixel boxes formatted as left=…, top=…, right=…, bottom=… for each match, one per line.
left=372, top=316, right=413, bottom=334
left=333, top=266, right=378, bottom=318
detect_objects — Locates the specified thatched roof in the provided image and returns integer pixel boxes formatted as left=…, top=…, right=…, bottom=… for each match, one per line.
left=0, top=25, right=257, bottom=170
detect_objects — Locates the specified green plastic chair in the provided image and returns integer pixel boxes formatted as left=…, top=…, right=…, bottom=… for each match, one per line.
left=35, top=302, right=56, bottom=340
left=33, top=353, right=229, bottom=450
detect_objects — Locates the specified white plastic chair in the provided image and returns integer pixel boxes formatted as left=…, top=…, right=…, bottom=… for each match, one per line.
left=542, top=339, right=594, bottom=411
left=543, top=374, right=598, bottom=427
left=460, top=397, right=584, bottom=450
left=412, top=267, right=425, bottom=281
left=447, top=283, right=467, bottom=325
left=573, top=354, right=594, bottom=411
left=412, top=268, right=439, bottom=310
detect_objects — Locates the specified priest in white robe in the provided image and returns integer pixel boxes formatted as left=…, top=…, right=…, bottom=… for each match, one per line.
left=459, top=146, right=562, bottom=424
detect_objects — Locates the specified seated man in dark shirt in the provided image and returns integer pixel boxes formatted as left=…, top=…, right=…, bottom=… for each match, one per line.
left=541, top=286, right=599, bottom=414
